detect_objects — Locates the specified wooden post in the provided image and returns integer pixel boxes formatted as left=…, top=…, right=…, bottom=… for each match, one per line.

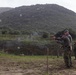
left=46, top=47, right=49, bottom=75
left=57, top=49, right=59, bottom=58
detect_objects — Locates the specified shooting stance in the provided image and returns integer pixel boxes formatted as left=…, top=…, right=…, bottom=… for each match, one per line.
left=55, top=30, right=73, bottom=68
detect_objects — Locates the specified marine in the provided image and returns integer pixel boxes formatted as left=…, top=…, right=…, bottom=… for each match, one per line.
left=55, top=30, right=73, bottom=68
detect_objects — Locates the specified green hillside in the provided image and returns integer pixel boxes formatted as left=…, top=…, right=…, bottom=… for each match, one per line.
left=0, top=4, right=76, bottom=33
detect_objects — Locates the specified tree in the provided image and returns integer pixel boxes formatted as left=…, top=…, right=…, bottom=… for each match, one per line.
left=9, top=30, right=20, bottom=35
left=42, top=32, right=49, bottom=38
left=69, top=28, right=76, bottom=39
left=1, top=30, right=8, bottom=34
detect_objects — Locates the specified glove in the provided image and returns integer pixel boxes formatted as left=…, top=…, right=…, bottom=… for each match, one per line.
left=69, top=46, right=72, bottom=51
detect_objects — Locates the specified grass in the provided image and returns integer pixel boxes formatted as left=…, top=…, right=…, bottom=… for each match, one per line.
left=0, top=34, right=27, bottom=41
left=0, top=52, right=76, bottom=75
left=0, top=52, right=59, bottom=61
left=0, top=52, right=62, bottom=75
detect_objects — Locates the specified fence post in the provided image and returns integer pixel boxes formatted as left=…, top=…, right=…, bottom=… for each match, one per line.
left=46, top=47, right=49, bottom=75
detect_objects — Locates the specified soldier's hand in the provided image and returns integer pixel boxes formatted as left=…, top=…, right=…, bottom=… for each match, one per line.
left=70, top=46, right=72, bottom=51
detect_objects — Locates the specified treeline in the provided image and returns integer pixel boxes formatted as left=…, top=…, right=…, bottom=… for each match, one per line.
left=0, top=27, right=76, bottom=40
left=0, top=27, right=29, bottom=35
left=0, top=28, right=76, bottom=55
left=0, top=26, right=50, bottom=38
left=0, top=40, right=61, bottom=55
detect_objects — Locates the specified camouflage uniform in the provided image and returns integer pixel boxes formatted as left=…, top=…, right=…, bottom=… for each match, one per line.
left=62, top=34, right=72, bottom=68
left=73, top=43, right=76, bottom=60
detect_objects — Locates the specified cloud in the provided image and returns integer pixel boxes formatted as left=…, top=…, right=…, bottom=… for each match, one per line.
left=0, top=0, right=76, bottom=12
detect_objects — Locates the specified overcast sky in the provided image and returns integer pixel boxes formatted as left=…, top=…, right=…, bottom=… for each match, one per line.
left=0, top=0, right=76, bottom=12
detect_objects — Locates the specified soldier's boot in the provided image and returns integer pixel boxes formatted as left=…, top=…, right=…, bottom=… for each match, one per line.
left=65, top=62, right=71, bottom=68
left=69, top=58, right=73, bottom=67
left=68, top=54, right=73, bottom=67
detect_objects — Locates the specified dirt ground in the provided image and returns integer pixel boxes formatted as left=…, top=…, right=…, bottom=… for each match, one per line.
left=0, top=56, right=76, bottom=75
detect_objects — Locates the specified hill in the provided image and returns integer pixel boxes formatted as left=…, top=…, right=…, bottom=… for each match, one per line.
left=0, top=4, right=76, bottom=33
left=0, top=7, right=12, bottom=14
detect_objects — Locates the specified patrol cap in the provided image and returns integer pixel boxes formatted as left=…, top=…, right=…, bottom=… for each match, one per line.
left=64, top=30, right=69, bottom=33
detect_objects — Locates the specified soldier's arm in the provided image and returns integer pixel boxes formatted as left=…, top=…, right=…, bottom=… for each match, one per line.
left=67, top=36, right=72, bottom=50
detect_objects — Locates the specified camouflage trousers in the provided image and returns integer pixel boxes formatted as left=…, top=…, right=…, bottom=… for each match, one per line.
left=63, top=47, right=72, bottom=67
